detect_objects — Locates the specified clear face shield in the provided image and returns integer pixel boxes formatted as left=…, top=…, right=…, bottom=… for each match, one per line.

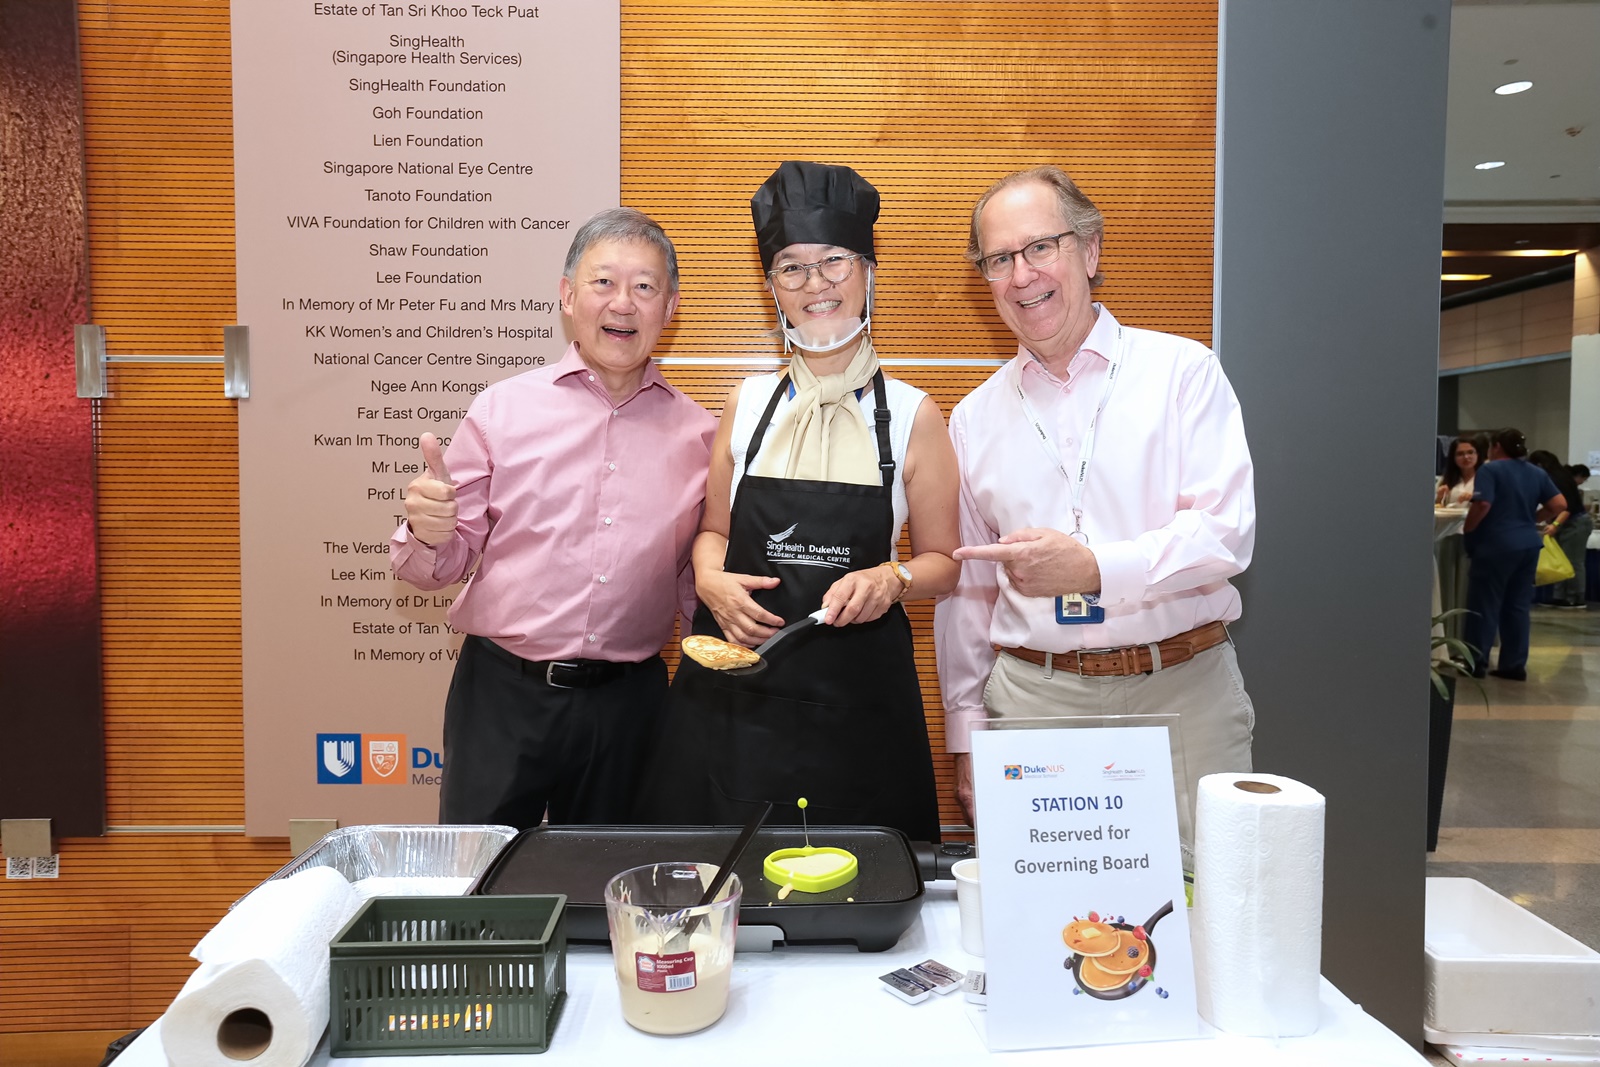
left=771, top=264, right=875, bottom=354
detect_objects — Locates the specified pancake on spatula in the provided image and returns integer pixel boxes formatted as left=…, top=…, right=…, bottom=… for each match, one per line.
left=682, top=634, right=761, bottom=670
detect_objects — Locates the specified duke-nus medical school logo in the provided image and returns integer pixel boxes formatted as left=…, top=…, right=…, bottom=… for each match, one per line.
left=316, top=732, right=413, bottom=785
left=320, top=734, right=360, bottom=783
left=764, top=521, right=851, bottom=570
left=367, top=737, right=402, bottom=779
left=1003, top=763, right=1065, bottom=780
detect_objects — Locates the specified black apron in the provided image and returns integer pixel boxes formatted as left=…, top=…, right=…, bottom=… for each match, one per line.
left=643, top=371, right=940, bottom=842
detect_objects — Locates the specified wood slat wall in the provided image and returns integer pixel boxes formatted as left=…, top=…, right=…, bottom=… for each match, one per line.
left=0, top=0, right=1214, bottom=1031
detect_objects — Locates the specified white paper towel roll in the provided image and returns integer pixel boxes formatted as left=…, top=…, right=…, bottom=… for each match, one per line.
left=162, top=866, right=361, bottom=1067
left=1193, top=772, right=1325, bottom=1037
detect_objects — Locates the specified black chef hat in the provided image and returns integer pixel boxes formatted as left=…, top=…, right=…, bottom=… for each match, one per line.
left=751, top=161, right=879, bottom=272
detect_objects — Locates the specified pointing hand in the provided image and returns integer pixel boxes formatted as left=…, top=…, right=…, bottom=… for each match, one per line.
left=953, top=527, right=1101, bottom=598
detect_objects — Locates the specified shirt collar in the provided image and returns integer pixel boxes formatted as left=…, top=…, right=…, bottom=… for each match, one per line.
left=1019, top=304, right=1120, bottom=383
left=553, top=341, right=669, bottom=399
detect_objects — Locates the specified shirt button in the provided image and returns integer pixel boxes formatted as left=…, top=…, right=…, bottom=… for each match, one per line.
left=604, top=517, right=613, bottom=526
left=588, top=374, right=595, bottom=382
left=598, top=575, right=608, bottom=584
left=608, top=462, right=616, bottom=471
left=587, top=633, right=597, bottom=643
left=1065, top=438, right=1076, bottom=447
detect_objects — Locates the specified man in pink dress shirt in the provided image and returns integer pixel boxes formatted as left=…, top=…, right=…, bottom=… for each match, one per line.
left=934, top=168, right=1256, bottom=864
left=390, top=208, right=715, bottom=827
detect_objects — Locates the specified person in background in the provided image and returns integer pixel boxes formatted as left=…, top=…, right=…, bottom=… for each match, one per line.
left=934, top=166, right=1255, bottom=864
left=1571, top=464, right=1592, bottom=491
left=1462, top=429, right=1566, bottom=679
left=1437, top=436, right=1481, bottom=505
left=1529, top=451, right=1590, bottom=610
left=390, top=208, right=716, bottom=827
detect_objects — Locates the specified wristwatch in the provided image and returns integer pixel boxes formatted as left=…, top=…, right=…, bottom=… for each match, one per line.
left=883, top=561, right=913, bottom=600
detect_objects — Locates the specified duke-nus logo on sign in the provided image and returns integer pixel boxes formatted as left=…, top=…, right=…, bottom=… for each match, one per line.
left=317, top=733, right=362, bottom=784
left=366, top=735, right=406, bottom=784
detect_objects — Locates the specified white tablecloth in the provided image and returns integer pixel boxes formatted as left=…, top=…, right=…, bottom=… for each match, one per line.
left=115, top=884, right=1426, bottom=1066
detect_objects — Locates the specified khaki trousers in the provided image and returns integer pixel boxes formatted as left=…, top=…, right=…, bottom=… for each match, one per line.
left=983, top=643, right=1255, bottom=865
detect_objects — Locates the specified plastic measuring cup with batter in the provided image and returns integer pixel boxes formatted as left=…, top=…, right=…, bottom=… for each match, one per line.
left=603, top=861, right=741, bottom=1035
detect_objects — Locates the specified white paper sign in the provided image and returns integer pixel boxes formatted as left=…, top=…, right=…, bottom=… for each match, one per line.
left=971, top=726, right=1198, bottom=1050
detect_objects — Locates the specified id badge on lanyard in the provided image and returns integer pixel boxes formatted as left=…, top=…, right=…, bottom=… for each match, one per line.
left=1015, top=322, right=1124, bottom=626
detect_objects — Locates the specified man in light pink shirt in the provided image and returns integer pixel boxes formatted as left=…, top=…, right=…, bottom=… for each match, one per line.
left=390, top=208, right=715, bottom=827
left=935, top=168, right=1256, bottom=862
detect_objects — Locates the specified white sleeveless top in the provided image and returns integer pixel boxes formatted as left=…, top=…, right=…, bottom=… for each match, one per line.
left=729, top=371, right=924, bottom=552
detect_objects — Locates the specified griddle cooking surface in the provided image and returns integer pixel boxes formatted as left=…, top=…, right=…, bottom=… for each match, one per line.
left=471, top=824, right=924, bottom=951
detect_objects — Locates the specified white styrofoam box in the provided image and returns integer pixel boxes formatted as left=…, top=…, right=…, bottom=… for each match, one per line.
left=1427, top=1026, right=1600, bottom=1055
left=1438, top=1042, right=1599, bottom=1066
left=1425, top=878, right=1600, bottom=1037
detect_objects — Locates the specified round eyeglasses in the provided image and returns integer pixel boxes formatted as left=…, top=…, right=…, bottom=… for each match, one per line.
left=767, top=253, right=863, bottom=291
left=976, top=231, right=1075, bottom=282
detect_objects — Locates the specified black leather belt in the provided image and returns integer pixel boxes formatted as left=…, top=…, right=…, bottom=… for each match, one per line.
left=477, top=637, right=635, bottom=689
left=528, top=659, right=628, bottom=689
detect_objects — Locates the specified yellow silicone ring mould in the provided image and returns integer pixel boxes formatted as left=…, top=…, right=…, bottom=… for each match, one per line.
left=762, top=846, right=859, bottom=894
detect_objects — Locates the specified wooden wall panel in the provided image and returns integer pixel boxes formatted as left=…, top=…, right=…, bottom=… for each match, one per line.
left=1438, top=280, right=1576, bottom=372
left=0, top=0, right=1213, bottom=1030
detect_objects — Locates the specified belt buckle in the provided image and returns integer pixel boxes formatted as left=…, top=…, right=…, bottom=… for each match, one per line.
left=545, top=660, right=580, bottom=689
left=1077, top=646, right=1118, bottom=677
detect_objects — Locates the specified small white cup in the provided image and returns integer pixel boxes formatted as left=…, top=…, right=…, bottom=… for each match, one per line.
left=951, top=858, right=983, bottom=957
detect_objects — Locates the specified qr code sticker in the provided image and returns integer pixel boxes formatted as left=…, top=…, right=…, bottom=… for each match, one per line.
left=5, top=856, right=32, bottom=880
left=32, top=854, right=60, bottom=879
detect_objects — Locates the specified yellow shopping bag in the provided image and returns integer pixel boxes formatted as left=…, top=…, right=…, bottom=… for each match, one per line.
left=1534, top=534, right=1574, bottom=585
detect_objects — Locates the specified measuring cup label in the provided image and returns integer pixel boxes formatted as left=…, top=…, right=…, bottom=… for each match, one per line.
left=634, top=951, right=697, bottom=993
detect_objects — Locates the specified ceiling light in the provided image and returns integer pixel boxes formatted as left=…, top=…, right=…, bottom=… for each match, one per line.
left=1474, top=161, right=1506, bottom=170
left=1442, top=249, right=1579, bottom=258
left=1494, top=80, right=1533, bottom=95
left=1441, top=274, right=1491, bottom=282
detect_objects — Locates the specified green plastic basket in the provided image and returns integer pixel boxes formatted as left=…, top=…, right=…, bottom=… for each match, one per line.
left=328, top=895, right=566, bottom=1057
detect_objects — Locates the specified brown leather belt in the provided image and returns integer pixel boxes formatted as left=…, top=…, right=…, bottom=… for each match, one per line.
left=998, top=620, right=1229, bottom=678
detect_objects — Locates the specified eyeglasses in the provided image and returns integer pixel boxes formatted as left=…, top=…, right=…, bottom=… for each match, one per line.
left=975, top=231, right=1075, bottom=282
left=767, top=253, right=863, bottom=290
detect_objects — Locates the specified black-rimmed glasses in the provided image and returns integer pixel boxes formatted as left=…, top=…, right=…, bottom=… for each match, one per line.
left=976, top=231, right=1075, bottom=282
left=767, top=253, right=863, bottom=290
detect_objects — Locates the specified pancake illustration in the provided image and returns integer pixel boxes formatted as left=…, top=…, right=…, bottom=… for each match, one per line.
left=1061, top=918, right=1119, bottom=956
left=1077, top=953, right=1131, bottom=991
left=1062, top=901, right=1174, bottom=1002
left=1093, top=929, right=1148, bottom=975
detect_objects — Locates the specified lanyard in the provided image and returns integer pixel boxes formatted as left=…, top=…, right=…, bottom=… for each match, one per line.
left=1013, top=325, right=1125, bottom=543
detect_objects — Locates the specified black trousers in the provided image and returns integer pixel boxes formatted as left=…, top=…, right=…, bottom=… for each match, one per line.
left=438, top=634, right=667, bottom=828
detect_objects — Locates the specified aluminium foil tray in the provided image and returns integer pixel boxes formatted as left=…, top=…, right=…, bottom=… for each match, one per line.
left=249, top=824, right=517, bottom=903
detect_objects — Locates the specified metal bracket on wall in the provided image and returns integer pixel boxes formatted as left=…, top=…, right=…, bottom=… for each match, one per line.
left=74, top=324, right=251, bottom=399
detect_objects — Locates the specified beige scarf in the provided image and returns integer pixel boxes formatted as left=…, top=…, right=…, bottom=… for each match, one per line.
left=752, top=338, right=882, bottom=484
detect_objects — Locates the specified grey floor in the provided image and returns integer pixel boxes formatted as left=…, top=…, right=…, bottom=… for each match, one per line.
left=1427, top=606, right=1600, bottom=950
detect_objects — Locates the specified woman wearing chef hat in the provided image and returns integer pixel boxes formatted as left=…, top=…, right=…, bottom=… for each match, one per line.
left=642, top=161, right=959, bottom=842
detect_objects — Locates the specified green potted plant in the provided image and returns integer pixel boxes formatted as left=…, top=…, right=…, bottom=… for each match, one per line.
left=1428, top=608, right=1484, bottom=852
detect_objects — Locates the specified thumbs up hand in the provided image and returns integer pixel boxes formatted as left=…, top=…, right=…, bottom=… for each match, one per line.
left=403, top=432, right=457, bottom=546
